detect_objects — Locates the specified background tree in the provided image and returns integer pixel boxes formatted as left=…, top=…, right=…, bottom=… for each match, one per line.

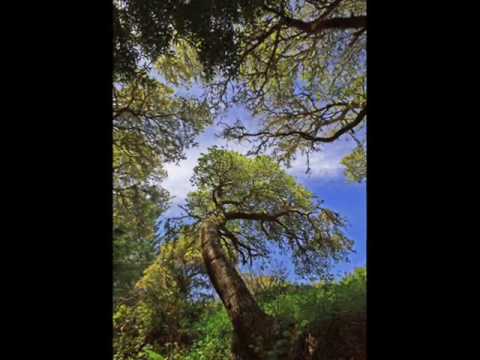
left=114, top=181, right=168, bottom=303
left=173, top=148, right=352, bottom=359
left=114, top=233, right=211, bottom=360
left=113, top=41, right=212, bottom=303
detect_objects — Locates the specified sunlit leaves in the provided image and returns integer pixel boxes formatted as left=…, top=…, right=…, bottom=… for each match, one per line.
left=113, top=47, right=212, bottom=304
left=341, top=145, right=366, bottom=183
left=155, top=40, right=204, bottom=87
left=114, top=234, right=211, bottom=360
left=186, top=149, right=352, bottom=278
left=215, top=0, right=367, bottom=167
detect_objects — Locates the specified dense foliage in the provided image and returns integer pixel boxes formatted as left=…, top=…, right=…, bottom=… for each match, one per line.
left=114, top=267, right=366, bottom=359
left=113, top=41, right=212, bottom=301
left=114, top=235, right=210, bottom=360
left=216, top=0, right=367, bottom=167
left=114, top=0, right=267, bottom=81
left=114, top=0, right=367, bottom=166
left=185, top=148, right=353, bottom=278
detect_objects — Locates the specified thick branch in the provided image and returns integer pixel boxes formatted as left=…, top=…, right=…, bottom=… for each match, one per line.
left=312, top=104, right=367, bottom=142
left=228, top=104, right=367, bottom=144
left=224, top=208, right=301, bottom=221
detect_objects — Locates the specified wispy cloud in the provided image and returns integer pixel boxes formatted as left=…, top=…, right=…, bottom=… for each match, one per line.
left=287, top=139, right=356, bottom=183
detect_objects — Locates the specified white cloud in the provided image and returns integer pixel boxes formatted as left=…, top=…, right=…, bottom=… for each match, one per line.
left=287, top=138, right=356, bottom=182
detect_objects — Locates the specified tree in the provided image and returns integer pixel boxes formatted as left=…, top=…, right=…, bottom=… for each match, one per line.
left=171, top=148, right=352, bottom=358
left=216, top=0, right=366, bottom=169
left=113, top=43, right=212, bottom=303
left=113, top=0, right=265, bottom=81
left=114, top=233, right=210, bottom=360
left=114, top=0, right=367, bottom=172
left=114, top=182, right=168, bottom=303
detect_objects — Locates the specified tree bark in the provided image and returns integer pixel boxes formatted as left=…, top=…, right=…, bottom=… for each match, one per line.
left=200, top=218, right=276, bottom=359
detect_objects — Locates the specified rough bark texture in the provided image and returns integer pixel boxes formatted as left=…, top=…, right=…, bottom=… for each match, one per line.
left=200, top=219, right=278, bottom=359
left=199, top=219, right=366, bottom=359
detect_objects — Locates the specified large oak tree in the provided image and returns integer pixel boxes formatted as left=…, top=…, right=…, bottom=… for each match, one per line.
left=171, top=148, right=352, bottom=358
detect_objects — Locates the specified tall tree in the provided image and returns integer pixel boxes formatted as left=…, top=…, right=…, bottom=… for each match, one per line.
left=114, top=181, right=168, bottom=303
left=171, top=148, right=352, bottom=358
left=113, top=42, right=212, bottom=303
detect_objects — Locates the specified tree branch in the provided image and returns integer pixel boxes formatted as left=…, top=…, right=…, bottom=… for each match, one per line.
left=224, top=208, right=299, bottom=221
left=263, top=5, right=366, bottom=34
left=227, top=104, right=366, bottom=145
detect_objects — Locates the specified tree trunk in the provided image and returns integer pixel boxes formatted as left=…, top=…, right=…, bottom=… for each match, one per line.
left=200, top=218, right=277, bottom=359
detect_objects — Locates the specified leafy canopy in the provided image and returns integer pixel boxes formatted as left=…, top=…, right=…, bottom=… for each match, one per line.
left=114, top=0, right=367, bottom=176
left=113, top=0, right=265, bottom=81
left=113, top=42, right=212, bottom=303
left=217, top=0, right=367, bottom=167
left=341, top=144, right=366, bottom=183
left=185, top=148, right=352, bottom=278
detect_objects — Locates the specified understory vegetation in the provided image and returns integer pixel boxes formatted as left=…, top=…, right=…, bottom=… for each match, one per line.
left=114, top=268, right=366, bottom=360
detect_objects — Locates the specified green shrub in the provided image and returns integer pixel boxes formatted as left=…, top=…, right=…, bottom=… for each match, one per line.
left=114, top=268, right=366, bottom=359
left=261, top=268, right=366, bottom=329
left=181, top=303, right=233, bottom=360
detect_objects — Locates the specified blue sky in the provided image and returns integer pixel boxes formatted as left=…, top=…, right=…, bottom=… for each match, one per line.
left=161, top=102, right=366, bottom=282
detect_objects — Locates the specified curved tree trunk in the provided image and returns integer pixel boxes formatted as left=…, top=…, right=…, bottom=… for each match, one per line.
left=200, top=219, right=277, bottom=359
